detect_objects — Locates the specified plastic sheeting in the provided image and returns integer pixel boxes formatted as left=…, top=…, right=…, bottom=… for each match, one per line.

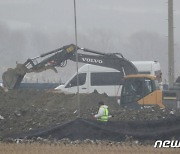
left=6, top=117, right=180, bottom=141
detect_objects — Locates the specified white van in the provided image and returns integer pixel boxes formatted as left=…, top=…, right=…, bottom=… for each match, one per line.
left=55, top=64, right=123, bottom=96
left=132, top=61, right=162, bottom=84
left=55, top=61, right=162, bottom=96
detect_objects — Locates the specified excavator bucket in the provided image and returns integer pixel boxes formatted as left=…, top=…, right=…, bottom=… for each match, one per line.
left=2, top=64, right=28, bottom=89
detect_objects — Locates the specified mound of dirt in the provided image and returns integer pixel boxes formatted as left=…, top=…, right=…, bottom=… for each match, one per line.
left=0, top=89, right=118, bottom=138
left=0, top=89, right=180, bottom=139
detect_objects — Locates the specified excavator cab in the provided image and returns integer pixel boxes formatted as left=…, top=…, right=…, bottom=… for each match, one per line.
left=120, top=74, right=165, bottom=109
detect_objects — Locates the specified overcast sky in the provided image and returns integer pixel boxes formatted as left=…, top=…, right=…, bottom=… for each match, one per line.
left=0, top=0, right=180, bottom=82
left=0, top=0, right=179, bottom=38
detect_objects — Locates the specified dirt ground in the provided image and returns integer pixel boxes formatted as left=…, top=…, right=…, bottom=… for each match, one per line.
left=0, top=87, right=180, bottom=140
left=1, top=142, right=180, bottom=154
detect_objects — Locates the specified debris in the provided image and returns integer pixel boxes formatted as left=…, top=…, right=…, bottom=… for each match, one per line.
left=0, top=115, right=4, bottom=120
left=15, top=139, right=23, bottom=144
left=14, top=111, right=21, bottom=117
left=74, top=110, right=77, bottom=114
left=170, top=110, right=175, bottom=115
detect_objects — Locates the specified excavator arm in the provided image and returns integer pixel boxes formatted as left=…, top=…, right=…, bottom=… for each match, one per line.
left=71, top=47, right=137, bottom=74
left=2, top=44, right=76, bottom=89
left=2, top=44, right=138, bottom=89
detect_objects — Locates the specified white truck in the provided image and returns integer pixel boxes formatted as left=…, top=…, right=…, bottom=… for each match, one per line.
left=55, top=61, right=162, bottom=96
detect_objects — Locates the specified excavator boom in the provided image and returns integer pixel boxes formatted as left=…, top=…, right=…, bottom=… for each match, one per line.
left=2, top=44, right=76, bottom=89
left=2, top=44, right=138, bottom=89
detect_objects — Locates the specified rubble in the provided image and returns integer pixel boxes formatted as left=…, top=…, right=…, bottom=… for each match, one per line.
left=0, top=115, right=4, bottom=120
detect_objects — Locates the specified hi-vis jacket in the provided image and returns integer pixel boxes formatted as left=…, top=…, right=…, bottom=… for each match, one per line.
left=94, top=105, right=109, bottom=122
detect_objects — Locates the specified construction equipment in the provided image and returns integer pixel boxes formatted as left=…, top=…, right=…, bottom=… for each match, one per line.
left=2, top=44, right=166, bottom=108
left=2, top=44, right=138, bottom=89
left=120, top=74, right=165, bottom=108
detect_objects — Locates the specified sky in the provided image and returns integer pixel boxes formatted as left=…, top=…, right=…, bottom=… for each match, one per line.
left=0, top=0, right=180, bottom=82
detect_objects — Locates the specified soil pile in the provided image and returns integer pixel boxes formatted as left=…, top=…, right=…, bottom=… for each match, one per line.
left=0, top=89, right=119, bottom=138
left=0, top=89, right=180, bottom=139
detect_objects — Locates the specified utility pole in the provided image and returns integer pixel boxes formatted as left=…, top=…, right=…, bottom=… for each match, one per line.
left=74, top=0, right=80, bottom=117
left=168, top=0, right=174, bottom=87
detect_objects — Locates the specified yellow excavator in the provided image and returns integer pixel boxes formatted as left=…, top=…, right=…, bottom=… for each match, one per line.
left=120, top=74, right=165, bottom=109
left=2, top=44, right=165, bottom=108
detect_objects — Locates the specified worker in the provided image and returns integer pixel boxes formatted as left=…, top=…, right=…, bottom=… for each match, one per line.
left=94, top=101, right=109, bottom=122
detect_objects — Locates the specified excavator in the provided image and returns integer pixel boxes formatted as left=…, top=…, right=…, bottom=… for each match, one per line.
left=2, top=44, right=137, bottom=89
left=120, top=74, right=165, bottom=108
left=2, top=44, right=164, bottom=108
